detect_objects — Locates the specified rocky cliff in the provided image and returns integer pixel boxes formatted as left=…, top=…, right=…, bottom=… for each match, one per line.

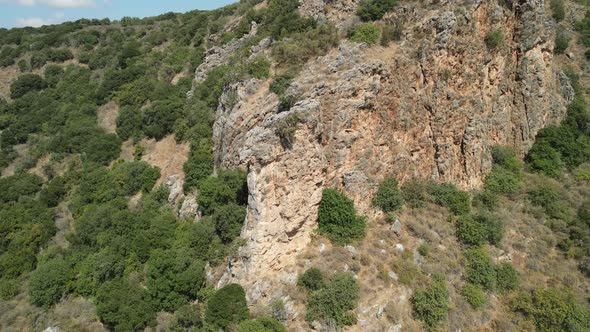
left=198, top=0, right=572, bottom=317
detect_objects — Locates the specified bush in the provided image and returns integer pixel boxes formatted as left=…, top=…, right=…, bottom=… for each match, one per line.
left=349, top=23, right=381, bottom=45
left=528, top=184, right=571, bottom=220
left=298, top=268, right=325, bottom=291
left=372, top=177, right=404, bottom=212
left=205, top=284, right=249, bottom=329
left=456, top=211, right=504, bottom=246
left=247, top=56, right=271, bottom=79
left=96, top=278, right=156, bottom=331
left=462, top=284, right=486, bottom=309
left=495, top=263, right=519, bottom=292
left=272, top=24, right=339, bottom=68
left=484, top=29, right=504, bottom=49
left=464, top=247, right=496, bottom=291
left=429, top=183, right=471, bottom=215
left=401, top=178, right=428, bottom=208
left=212, top=203, right=247, bottom=243
left=526, top=139, right=565, bottom=177
left=10, top=74, right=47, bottom=99
left=555, top=31, right=570, bottom=55
left=237, top=317, right=287, bottom=332
left=485, top=166, right=522, bottom=195
left=551, top=0, right=565, bottom=22
left=306, top=272, right=359, bottom=327
left=511, top=288, right=590, bottom=331
left=357, top=0, right=398, bottom=21
left=317, top=188, right=366, bottom=245
left=28, top=258, right=71, bottom=308
left=411, top=276, right=450, bottom=330
left=111, top=161, right=161, bottom=196
left=270, top=73, right=294, bottom=97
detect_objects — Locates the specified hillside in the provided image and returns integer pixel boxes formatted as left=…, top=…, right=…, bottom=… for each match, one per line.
left=1, top=0, right=590, bottom=331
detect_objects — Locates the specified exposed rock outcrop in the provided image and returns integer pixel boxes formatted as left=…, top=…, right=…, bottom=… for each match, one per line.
left=204, top=0, right=572, bottom=311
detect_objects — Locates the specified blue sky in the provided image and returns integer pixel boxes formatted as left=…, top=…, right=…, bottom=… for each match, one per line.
left=0, top=0, right=237, bottom=28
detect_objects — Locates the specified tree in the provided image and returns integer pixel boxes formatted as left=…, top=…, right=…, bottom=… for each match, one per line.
left=28, top=258, right=71, bottom=308
left=205, top=283, right=249, bottom=329
left=372, top=177, right=404, bottom=212
left=10, top=74, right=47, bottom=99
left=317, top=189, right=366, bottom=245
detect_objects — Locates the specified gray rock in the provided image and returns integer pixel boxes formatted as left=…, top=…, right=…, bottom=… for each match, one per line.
left=395, top=244, right=405, bottom=252
left=391, top=219, right=402, bottom=236
left=376, top=307, right=384, bottom=319
left=43, top=328, right=60, bottom=332
left=388, top=271, right=399, bottom=281
left=345, top=245, right=357, bottom=257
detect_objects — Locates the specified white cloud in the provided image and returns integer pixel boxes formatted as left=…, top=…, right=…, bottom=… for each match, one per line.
left=3, top=0, right=95, bottom=8
left=15, top=17, right=53, bottom=27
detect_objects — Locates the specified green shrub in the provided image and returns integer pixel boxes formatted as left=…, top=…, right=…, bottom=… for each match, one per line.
left=526, top=139, right=565, bottom=177
left=349, top=23, right=381, bottom=45
left=205, top=284, right=249, bottom=329
left=373, top=177, right=404, bottom=212
left=485, top=166, right=522, bottom=195
left=429, top=183, right=471, bottom=215
left=357, top=0, right=398, bottom=21
left=0, top=278, right=19, bottom=300
left=462, top=284, right=486, bottom=309
left=28, top=258, right=71, bottom=308
left=418, top=243, right=430, bottom=257
left=146, top=249, right=206, bottom=311
left=197, top=169, right=248, bottom=215
left=272, top=24, right=339, bottom=68
left=401, top=178, right=428, bottom=208
left=111, top=161, right=161, bottom=196
left=484, top=29, right=504, bottom=49
left=495, top=263, right=519, bottom=292
left=551, top=0, right=565, bottom=22
left=10, top=74, right=47, bottom=99
left=511, top=288, right=590, bottom=331
left=528, top=184, right=571, bottom=220
left=237, top=317, right=287, bottom=332
left=464, top=247, right=496, bottom=291
left=270, top=73, right=295, bottom=96
left=317, top=188, right=366, bottom=245
left=456, top=211, right=504, bottom=246
left=298, top=268, right=325, bottom=291
left=411, top=275, right=450, bottom=330
left=247, top=56, right=271, bottom=79
left=18, top=59, right=30, bottom=72
left=555, top=31, right=570, bottom=55
left=474, top=190, right=499, bottom=210
left=96, top=278, right=156, bottom=331
left=306, top=272, right=359, bottom=327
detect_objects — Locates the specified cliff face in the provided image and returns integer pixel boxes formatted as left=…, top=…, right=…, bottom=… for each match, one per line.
left=202, top=0, right=572, bottom=308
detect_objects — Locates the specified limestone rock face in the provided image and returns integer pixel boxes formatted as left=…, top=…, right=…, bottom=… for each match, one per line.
left=203, top=0, right=572, bottom=304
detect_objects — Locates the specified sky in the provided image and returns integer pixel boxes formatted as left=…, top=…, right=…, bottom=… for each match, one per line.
left=0, top=0, right=237, bottom=28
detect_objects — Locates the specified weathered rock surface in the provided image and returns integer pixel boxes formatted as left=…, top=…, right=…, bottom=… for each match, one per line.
left=205, top=0, right=572, bottom=312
